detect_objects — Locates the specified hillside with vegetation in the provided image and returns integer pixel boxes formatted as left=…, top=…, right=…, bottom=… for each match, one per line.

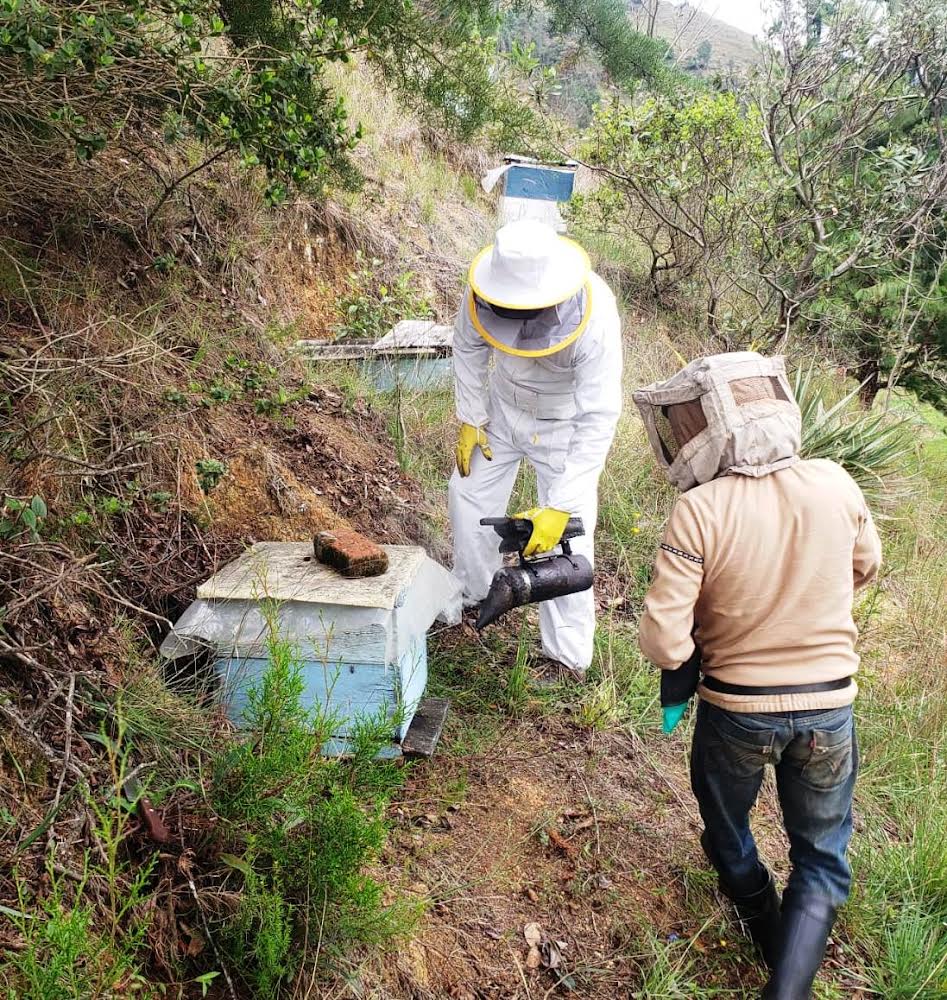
left=632, top=0, right=760, bottom=72
left=501, top=1, right=760, bottom=125
left=1, top=1, right=946, bottom=998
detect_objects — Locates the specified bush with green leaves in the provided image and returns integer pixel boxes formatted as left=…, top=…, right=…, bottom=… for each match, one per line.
left=334, top=252, right=432, bottom=342
left=751, top=0, right=947, bottom=400
left=0, top=494, right=47, bottom=541
left=195, top=458, right=227, bottom=493
left=1, top=865, right=154, bottom=999
left=2, top=713, right=160, bottom=1000
left=581, top=90, right=766, bottom=337
left=0, top=0, right=535, bottom=220
left=212, top=620, right=411, bottom=996
left=576, top=0, right=946, bottom=398
left=0, top=0, right=351, bottom=211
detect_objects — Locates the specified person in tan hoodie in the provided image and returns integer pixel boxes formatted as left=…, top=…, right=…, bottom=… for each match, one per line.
left=633, top=353, right=881, bottom=1000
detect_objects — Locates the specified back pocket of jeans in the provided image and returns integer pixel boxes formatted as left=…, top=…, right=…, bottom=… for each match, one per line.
left=799, top=719, right=855, bottom=791
left=706, top=709, right=775, bottom=777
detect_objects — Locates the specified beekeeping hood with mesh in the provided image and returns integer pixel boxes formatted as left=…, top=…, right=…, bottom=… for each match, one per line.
left=633, top=352, right=801, bottom=492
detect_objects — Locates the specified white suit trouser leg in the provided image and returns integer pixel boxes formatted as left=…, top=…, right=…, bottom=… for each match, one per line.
left=533, top=461, right=598, bottom=674
left=448, top=425, right=600, bottom=674
left=448, top=433, right=521, bottom=604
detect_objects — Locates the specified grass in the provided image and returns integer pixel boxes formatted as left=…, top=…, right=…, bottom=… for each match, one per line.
left=830, top=386, right=947, bottom=996
left=323, top=58, right=492, bottom=301
left=2, top=865, right=155, bottom=1000
left=2, top=720, right=158, bottom=999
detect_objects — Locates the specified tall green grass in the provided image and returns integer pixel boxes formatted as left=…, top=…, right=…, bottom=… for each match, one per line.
left=835, top=390, right=947, bottom=997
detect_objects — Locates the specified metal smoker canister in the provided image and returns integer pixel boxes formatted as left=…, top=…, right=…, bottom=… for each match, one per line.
left=475, top=552, right=594, bottom=630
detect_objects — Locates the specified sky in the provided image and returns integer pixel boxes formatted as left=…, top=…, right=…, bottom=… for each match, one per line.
left=691, top=0, right=770, bottom=36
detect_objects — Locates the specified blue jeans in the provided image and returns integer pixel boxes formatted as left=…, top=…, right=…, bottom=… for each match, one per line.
left=691, top=700, right=857, bottom=907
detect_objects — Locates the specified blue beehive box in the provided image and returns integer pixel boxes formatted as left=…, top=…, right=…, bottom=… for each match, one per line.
left=160, top=542, right=462, bottom=755
left=493, top=155, right=578, bottom=232
left=503, top=162, right=577, bottom=202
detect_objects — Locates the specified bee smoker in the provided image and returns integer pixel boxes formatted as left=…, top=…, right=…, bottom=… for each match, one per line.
left=475, top=515, right=594, bottom=630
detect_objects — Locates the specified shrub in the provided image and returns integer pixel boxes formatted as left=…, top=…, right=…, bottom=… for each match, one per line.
left=195, top=458, right=227, bottom=493
left=0, top=494, right=47, bottom=541
left=793, top=366, right=914, bottom=506
left=581, top=91, right=767, bottom=337
left=0, top=0, right=533, bottom=222
left=212, top=620, right=411, bottom=994
left=334, top=252, right=432, bottom=341
left=0, top=0, right=357, bottom=214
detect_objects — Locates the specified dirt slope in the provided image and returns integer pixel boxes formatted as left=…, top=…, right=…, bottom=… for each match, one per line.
left=343, top=688, right=805, bottom=998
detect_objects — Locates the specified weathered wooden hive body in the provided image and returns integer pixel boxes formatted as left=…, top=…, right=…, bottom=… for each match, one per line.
left=294, top=320, right=454, bottom=393
left=160, top=542, right=462, bottom=755
left=483, top=155, right=578, bottom=233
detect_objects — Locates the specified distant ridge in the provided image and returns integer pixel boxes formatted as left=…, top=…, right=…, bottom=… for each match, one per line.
left=627, top=0, right=762, bottom=73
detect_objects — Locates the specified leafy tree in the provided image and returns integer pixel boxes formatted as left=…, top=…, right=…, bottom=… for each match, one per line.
left=541, top=0, right=676, bottom=92
left=752, top=0, right=947, bottom=400
left=499, top=7, right=604, bottom=125
left=578, top=0, right=946, bottom=400
left=582, top=91, right=766, bottom=337
left=0, top=0, right=532, bottom=222
left=685, top=39, right=713, bottom=71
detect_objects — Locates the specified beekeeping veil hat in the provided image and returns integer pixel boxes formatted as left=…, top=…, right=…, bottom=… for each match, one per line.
left=466, top=220, right=593, bottom=357
left=633, top=352, right=801, bottom=491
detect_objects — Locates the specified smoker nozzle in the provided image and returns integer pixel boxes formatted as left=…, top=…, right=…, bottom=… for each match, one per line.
left=475, top=553, right=594, bottom=630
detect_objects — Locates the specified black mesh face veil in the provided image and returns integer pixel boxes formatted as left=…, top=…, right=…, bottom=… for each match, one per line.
left=470, top=285, right=590, bottom=356
left=481, top=298, right=544, bottom=321
left=655, top=399, right=708, bottom=462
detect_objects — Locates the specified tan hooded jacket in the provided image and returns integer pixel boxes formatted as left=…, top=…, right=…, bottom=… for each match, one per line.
left=634, top=354, right=882, bottom=713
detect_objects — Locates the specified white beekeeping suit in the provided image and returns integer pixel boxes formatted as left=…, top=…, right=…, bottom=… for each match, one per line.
left=448, top=221, right=623, bottom=675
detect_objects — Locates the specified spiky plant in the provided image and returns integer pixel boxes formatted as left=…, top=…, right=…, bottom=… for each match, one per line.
left=792, top=366, right=915, bottom=506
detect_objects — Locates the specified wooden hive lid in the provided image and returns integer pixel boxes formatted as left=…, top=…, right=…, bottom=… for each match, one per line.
left=197, top=542, right=427, bottom=609
left=372, top=320, right=454, bottom=352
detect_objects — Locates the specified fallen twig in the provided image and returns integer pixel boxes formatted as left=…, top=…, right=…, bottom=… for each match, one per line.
left=0, top=698, right=86, bottom=780
left=182, top=858, right=240, bottom=1000
left=51, top=673, right=77, bottom=813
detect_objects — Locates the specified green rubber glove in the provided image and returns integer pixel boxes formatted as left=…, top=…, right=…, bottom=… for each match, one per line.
left=659, top=646, right=702, bottom=734
left=662, top=703, right=689, bottom=734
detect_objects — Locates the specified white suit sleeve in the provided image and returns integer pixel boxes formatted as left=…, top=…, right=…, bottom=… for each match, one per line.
left=545, top=307, right=623, bottom=510
left=452, top=290, right=491, bottom=428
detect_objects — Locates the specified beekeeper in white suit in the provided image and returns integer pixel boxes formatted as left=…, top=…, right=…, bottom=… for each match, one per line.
left=448, top=220, right=623, bottom=679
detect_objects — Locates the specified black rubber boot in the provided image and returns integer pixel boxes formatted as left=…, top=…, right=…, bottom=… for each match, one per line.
left=700, top=831, right=782, bottom=969
left=761, top=889, right=837, bottom=999
left=723, top=869, right=782, bottom=970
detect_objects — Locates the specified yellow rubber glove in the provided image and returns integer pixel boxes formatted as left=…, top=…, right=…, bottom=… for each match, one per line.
left=455, top=423, right=492, bottom=477
left=513, top=507, right=572, bottom=558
